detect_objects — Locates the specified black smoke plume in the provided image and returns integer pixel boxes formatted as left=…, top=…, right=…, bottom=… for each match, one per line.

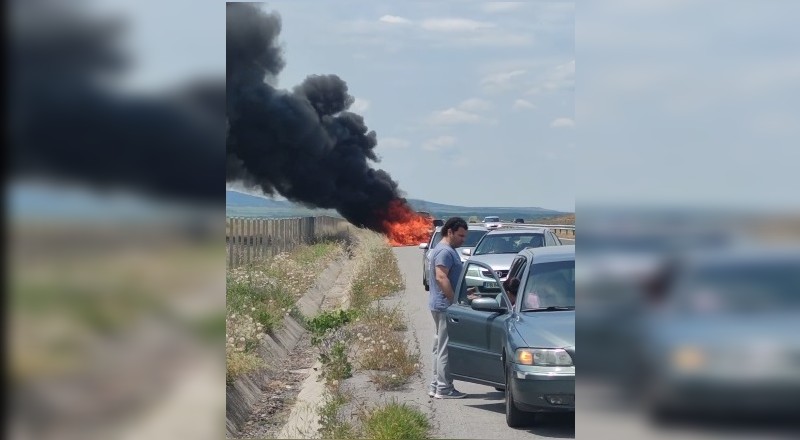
left=226, top=3, right=408, bottom=230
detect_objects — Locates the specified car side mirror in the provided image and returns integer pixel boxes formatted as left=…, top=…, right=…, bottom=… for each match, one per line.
left=471, top=297, right=505, bottom=313
left=419, top=243, right=428, bottom=250
left=461, top=248, right=471, bottom=256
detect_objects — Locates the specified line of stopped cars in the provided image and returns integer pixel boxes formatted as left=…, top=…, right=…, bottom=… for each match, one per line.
left=419, top=218, right=575, bottom=427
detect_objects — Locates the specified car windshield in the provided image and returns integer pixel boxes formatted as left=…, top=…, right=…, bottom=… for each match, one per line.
left=464, top=230, right=488, bottom=247
left=521, top=260, right=575, bottom=311
left=430, top=229, right=486, bottom=248
left=484, top=217, right=500, bottom=222
left=666, top=260, right=800, bottom=313
left=474, top=234, right=545, bottom=255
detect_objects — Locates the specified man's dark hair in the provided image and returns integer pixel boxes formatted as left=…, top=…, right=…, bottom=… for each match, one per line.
left=442, top=217, right=468, bottom=235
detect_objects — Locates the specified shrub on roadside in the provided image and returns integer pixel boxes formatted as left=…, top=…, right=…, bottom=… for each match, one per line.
left=307, top=309, right=360, bottom=346
left=319, top=390, right=358, bottom=439
left=362, top=401, right=430, bottom=440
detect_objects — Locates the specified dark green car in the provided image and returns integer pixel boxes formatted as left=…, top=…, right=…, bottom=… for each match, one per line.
left=446, top=245, right=575, bottom=427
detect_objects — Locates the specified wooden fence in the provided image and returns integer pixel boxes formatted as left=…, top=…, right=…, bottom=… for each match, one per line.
left=226, top=216, right=349, bottom=268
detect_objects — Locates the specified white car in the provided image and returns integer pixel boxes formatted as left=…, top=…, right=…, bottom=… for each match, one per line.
left=419, top=225, right=489, bottom=291
left=483, top=216, right=502, bottom=230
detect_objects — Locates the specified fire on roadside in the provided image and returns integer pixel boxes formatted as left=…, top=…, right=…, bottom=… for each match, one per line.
left=377, top=199, right=434, bottom=247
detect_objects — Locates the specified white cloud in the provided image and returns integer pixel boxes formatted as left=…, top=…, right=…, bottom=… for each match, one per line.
left=422, top=136, right=457, bottom=151
left=350, top=97, right=370, bottom=113
left=513, top=99, right=536, bottom=110
left=379, top=137, right=411, bottom=150
left=551, top=117, right=575, bottom=128
left=438, top=32, right=533, bottom=48
left=482, top=2, right=524, bottom=13
left=481, top=69, right=527, bottom=92
left=379, top=15, right=412, bottom=25
left=527, top=59, right=574, bottom=95
left=429, top=108, right=484, bottom=125
left=420, top=18, right=496, bottom=32
left=458, top=98, right=492, bottom=112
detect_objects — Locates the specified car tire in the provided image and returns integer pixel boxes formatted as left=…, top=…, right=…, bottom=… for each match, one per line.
left=423, top=280, right=429, bottom=291
left=505, top=366, right=530, bottom=428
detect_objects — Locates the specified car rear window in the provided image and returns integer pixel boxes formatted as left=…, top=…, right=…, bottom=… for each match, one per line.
left=474, top=233, right=544, bottom=255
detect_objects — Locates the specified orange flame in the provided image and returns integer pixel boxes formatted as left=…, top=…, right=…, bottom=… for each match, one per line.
left=378, top=199, right=434, bottom=247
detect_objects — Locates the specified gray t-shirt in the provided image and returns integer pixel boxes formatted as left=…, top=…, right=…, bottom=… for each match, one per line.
left=428, top=241, right=463, bottom=311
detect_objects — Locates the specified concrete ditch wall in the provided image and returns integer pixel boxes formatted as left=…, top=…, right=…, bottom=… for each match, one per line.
left=226, top=256, right=347, bottom=438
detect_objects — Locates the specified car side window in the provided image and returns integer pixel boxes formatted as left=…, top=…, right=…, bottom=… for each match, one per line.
left=508, top=257, right=527, bottom=281
left=501, top=257, right=527, bottom=308
left=459, top=262, right=500, bottom=305
left=429, top=231, right=441, bottom=249
left=544, top=232, right=554, bottom=246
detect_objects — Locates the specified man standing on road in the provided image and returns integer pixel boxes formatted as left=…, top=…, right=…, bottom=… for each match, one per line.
left=428, top=217, right=468, bottom=399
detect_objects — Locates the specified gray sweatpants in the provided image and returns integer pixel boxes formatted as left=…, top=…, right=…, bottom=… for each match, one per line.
left=429, top=311, right=454, bottom=394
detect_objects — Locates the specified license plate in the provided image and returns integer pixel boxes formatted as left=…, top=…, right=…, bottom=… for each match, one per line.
left=483, top=281, right=498, bottom=289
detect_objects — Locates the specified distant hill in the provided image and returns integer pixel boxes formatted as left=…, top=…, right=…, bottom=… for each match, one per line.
left=225, top=191, right=291, bottom=208
left=405, top=198, right=566, bottom=221
left=226, top=191, right=340, bottom=218
left=226, top=190, right=571, bottom=221
left=533, top=213, right=575, bottom=225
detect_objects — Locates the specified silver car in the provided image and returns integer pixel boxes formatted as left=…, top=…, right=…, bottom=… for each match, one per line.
left=463, top=228, right=563, bottom=293
left=419, top=225, right=489, bottom=291
left=483, top=216, right=502, bottom=230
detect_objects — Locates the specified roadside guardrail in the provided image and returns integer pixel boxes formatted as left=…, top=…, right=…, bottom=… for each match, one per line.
left=498, top=222, right=576, bottom=238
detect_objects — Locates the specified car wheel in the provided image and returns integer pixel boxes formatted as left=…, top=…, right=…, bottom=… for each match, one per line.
left=505, top=366, right=530, bottom=428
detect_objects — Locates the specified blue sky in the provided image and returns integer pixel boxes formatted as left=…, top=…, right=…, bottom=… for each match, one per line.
left=576, top=0, right=800, bottom=212
left=103, top=1, right=575, bottom=211
left=31, top=0, right=797, bottom=215
left=221, top=1, right=575, bottom=211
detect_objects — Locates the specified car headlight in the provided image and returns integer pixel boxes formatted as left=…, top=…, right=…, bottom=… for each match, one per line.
left=466, top=267, right=482, bottom=277
left=515, top=348, right=573, bottom=366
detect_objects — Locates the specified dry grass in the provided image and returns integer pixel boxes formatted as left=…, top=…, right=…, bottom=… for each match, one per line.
left=226, top=241, right=344, bottom=381
left=318, top=389, right=358, bottom=439
left=226, top=351, right=264, bottom=384
left=351, top=305, right=419, bottom=390
left=358, top=304, right=407, bottom=331
left=314, top=230, right=426, bottom=437
left=348, top=233, right=405, bottom=310
left=536, top=213, right=575, bottom=225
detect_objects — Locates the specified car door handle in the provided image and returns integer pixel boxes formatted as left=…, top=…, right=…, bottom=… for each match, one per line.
left=449, top=317, right=459, bottom=323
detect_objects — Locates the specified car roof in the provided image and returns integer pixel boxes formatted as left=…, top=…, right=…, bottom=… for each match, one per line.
left=520, top=245, right=575, bottom=263
left=483, top=228, right=547, bottom=236
left=432, top=225, right=488, bottom=233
